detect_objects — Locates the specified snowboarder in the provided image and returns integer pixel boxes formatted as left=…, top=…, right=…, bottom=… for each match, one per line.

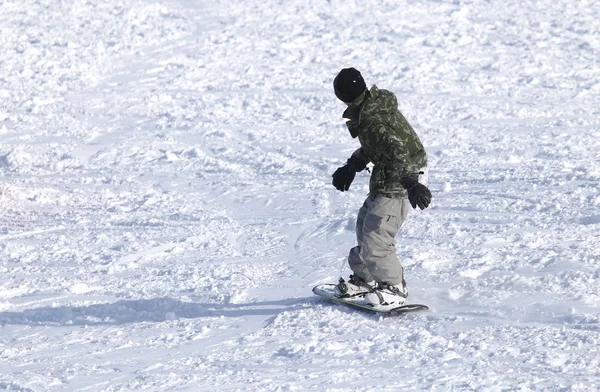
left=331, top=68, right=432, bottom=307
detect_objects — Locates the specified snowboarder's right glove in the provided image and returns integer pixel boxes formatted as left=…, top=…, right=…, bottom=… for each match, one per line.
left=400, top=174, right=432, bottom=210
left=332, top=163, right=358, bottom=192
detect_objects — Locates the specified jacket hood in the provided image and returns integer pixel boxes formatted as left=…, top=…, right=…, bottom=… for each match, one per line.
left=343, top=85, right=397, bottom=138
left=361, top=85, right=398, bottom=117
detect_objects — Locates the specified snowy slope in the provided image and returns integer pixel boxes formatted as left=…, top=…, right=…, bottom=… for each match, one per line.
left=1, top=0, right=600, bottom=390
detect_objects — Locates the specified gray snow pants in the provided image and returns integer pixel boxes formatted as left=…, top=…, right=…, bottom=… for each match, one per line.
left=348, top=194, right=411, bottom=285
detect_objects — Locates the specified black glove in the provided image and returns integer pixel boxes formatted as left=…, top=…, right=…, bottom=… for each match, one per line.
left=400, top=174, right=432, bottom=210
left=332, top=163, right=357, bottom=192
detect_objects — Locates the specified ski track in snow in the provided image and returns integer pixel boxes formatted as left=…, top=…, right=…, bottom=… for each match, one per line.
left=1, top=0, right=600, bottom=390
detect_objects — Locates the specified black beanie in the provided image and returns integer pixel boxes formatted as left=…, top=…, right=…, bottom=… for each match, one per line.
left=333, top=68, right=367, bottom=103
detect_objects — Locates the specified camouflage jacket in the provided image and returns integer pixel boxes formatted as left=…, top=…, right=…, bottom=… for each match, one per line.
left=343, top=85, right=427, bottom=198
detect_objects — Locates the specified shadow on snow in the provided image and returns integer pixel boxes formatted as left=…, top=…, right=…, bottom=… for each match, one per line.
left=0, top=297, right=316, bottom=326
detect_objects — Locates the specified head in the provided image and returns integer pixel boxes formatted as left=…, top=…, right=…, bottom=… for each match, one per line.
left=333, top=68, right=367, bottom=105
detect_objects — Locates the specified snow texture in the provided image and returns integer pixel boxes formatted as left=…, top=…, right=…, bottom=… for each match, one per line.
left=1, top=0, right=599, bottom=390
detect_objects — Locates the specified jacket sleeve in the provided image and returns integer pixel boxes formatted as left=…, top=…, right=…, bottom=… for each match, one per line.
left=371, top=124, right=420, bottom=177
left=347, top=147, right=370, bottom=172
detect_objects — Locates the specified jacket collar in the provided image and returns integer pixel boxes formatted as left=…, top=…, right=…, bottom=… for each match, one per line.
left=342, top=88, right=372, bottom=138
left=342, top=89, right=370, bottom=119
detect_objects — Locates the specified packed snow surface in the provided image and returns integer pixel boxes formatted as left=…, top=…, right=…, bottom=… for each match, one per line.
left=1, top=0, right=600, bottom=390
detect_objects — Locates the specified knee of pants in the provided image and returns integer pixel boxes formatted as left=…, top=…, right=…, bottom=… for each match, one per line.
left=361, top=233, right=396, bottom=261
left=362, top=246, right=396, bottom=263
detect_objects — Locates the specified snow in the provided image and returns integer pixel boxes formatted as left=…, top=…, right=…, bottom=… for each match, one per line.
left=1, top=0, right=599, bottom=390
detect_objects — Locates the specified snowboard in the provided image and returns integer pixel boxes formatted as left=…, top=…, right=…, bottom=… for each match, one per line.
left=312, top=284, right=429, bottom=315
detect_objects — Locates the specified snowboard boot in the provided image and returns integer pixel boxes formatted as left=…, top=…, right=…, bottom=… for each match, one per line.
left=334, top=275, right=375, bottom=298
left=364, top=281, right=408, bottom=307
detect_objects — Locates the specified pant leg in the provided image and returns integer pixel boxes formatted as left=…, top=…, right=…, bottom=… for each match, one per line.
left=347, top=197, right=374, bottom=282
left=360, top=195, right=411, bottom=285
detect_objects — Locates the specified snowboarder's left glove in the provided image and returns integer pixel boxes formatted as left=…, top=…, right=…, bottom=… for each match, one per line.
left=332, top=163, right=357, bottom=192
left=400, top=174, right=432, bottom=210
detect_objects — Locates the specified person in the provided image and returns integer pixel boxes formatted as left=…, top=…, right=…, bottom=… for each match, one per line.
left=331, top=68, right=432, bottom=306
